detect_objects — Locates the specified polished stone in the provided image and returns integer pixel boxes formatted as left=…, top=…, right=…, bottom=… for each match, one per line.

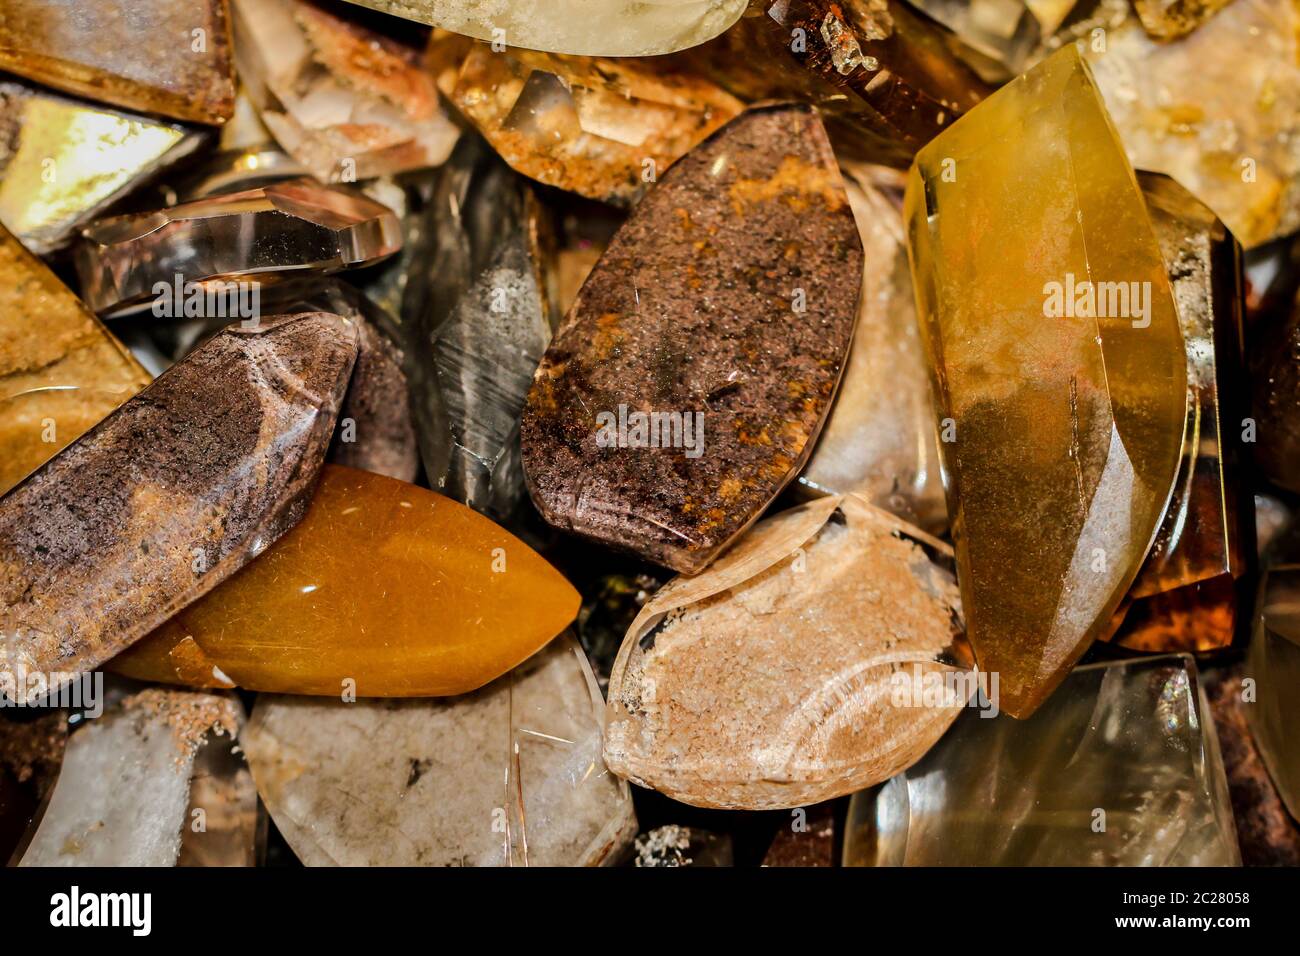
left=909, top=0, right=1041, bottom=77
left=604, top=495, right=968, bottom=810
left=1246, top=557, right=1300, bottom=822
left=522, top=105, right=862, bottom=574
left=843, top=656, right=1240, bottom=866
left=0, top=314, right=357, bottom=698
left=112, top=465, right=581, bottom=696
left=0, top=0, right=236, bottom=125
left=243, top=633, right=637, bottom=866
left=906, top=45, right=1187, bottom=716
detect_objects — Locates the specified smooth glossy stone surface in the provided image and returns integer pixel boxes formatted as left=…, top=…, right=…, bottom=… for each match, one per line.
left=604, top=494, right=968, bottom=810
left=0, top=81, right=205, bottom=255
left=430, top=32, right=741, bottom=206
left=522, top=105, right=862, bottom=574
left=798, top=163, right=946, bottom=534
left=0, top=0, right=236, bottom=125
left=633, top=826, right=733, bottom=867
left=20, top=689, right=252, bottom=866
left=0, top=314, right=357, bottom=698
left=243, top=634, right=637, bottom=866
left=1110, top=173, right=1251, bottom=653
left=233, top=0, right=458, bottom=183
left=75, top=178, right=402, bottom=317
left=400, top=137, right=553, bottom=518
left=1246, top=558, right=1300, bottom=822
left=0, top=713, right=66, bottom=864
left=112, top=465, right=581, bottom=696
left=1133, top=0, right=1236, bottom=40
left=843, top=656, right=1240, bottom=866
left=906, top=45, right=1187, bottom=717
left=340, top=0, right=747, bottom=56
left=1072, top=0, right=1300, bottom=249
left=0, top=222, right=150, bottom=496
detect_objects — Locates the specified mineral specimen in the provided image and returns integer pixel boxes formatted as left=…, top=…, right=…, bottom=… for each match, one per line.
left=906, top=44, right=1187, bottom=717
left=243, top=634, right=636, bottom=866
left=0, top=81, right=205, bottom=255
left=0, top=0, right=236, bottom=125
left=797, top=162, right=946, bottom=533
left=908, top=0, right=1041, bottom=77
left=339, top=0, right=747, bottom=56
left=431, top=32, right=742, bottom=206
left=0, top=223, right=150, bottom=496
left=1246, top=557, right=1300, bottom=822
left=843, top=656, right=1240, bottom=866
left=75, top=178, right=402, bottom=317
left=232, top=0, right=459, bottom=183
left=604, top=494, right=969, bottom=810
left=1132, top=0, right=1236, bottom=40
left=0, top=313, right=357, bottom=698
left=111, top=464, right=581, bottom=696
left=522, top=104, right=862, bottom=574
left=1251, top=290, right=1300, bottom=494
left=19, top=690, right=255, bottom=866
left=634, top=826, right=733, bottom=867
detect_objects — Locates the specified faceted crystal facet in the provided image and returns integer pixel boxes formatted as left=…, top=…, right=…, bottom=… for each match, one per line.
left=1132, top=0, right=1236, bottom=40
left=112, top=465, right=581, bottom=697
left=338, top=0, right=747, bottom=56
left=604, top=495, right=968, bottom=810
left=843, top=656, right=1240, bottom=866
left=0, top=81, right=205, bottom=255
left=233, top=0, right=459, bottom=183
left=0, top=0, right=236, bottom=125
left=908, top=0, right=1042, bottom=78
left=797, top=163, right=947, bottom=533
left=0, top=314, right=357, bottom=697
left=75, top=179, right=402, bottom=317
left=243, top=634, right=637, bottom=866
left=905, top=45, right=1187, bottom=717
left=1245, top=559, right=1300, bottom=823
left=0, top=223, right=150, bottom=496
left=522, top=105, right=862, bottom=574
left=431, top=32, right=742, bottom=206
left=20, top=690, right=254, bottom=866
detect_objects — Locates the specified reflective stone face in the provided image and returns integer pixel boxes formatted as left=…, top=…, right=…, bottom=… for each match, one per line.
left=111, top=465, right=581, bottom=697
left=844, top=656, right=1241, bottom=866
left=906, top=45, right=1187, bottom=717
left=0, top=0, right=236, bottom=125
left=1246, top=559, right=1300, bottom=823
left=243, top=634, right=637, bottom=866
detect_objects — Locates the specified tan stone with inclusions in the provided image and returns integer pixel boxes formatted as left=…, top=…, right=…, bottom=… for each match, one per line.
left=906, top=45, right=1187, bottom=717
left=0, top=222, right=149, bottom=496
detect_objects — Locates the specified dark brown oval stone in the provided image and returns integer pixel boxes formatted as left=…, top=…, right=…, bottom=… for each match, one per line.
left=521, top=104, right=862, bottom=573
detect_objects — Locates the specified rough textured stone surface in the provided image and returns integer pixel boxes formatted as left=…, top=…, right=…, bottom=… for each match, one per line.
left=522, top=105, right=862, bottom=574
left=1133, top=0, right=1237, bottom=41
left=763, top=801, right=838, bottom=867
left=244, top=634, right=636, bottom=866
left=0, top=314, right=357, bottom=697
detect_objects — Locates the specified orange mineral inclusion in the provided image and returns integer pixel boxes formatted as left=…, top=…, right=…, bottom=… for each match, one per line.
left=112, top=465, right=581, bottom=696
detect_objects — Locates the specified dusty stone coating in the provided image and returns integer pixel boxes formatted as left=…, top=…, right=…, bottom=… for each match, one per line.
left=0, top=314, right=358, bottom=696
left=522, top=104, right=862, bottom=574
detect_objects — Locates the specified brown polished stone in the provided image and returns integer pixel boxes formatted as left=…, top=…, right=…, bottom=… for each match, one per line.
left=521, top=105, right=862, bottom=574
left=0, top=314, right=357, bottom=698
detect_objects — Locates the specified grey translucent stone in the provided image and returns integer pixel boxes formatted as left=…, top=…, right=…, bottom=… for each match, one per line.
left=844, top=655, right=1240, bottom=866
left=243, top=633, right=636, bottom=867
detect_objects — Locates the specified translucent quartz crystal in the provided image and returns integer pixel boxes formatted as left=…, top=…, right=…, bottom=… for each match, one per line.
left=1132, top=0, right=1235, bottom=40
left=0, top=223, right=150, bottom=495
left=75, top=178, right=402, bottom=317
left=797, top=163, right=947, bottom=534
left=0, top=714, right=66, bottom=864
left=112, top=465, right=581, bottom=697
left=908, top=0, right=1041, bottom=77
left=1246, top=560, right=1300, bottom=822
left=232, top=0, right=458, bottom=183
left=399, top=137, right=554, bottom=517
left=20, top=690, right=254, bottom=866
left=430, top=31, right=741, bottom=206
left=604, top=495, right=969, bottom=810
left=843, top=656, right=1240, bottom=866
left=905, top=45, right=1187, bottom=717
left=1073, top=0, right=1300, bottom=249
left=1109, top=173, right=1252, bottom=653
left=0, top=314, right=357, bottom=698
left=522, top=105, right=862, bottom=574
left=633, top=826, right=733, bottom=867
left=0, top=0, right=236, bottom=125
left=338, top=0, right=747, bottom=56
left=0, top=81, right=204, bottom=255
left=243, top=634, right=637, bottom=866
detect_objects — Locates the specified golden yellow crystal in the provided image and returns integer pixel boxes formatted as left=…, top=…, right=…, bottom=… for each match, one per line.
left=112, top=465, right=581, bottom=696
left=906, top=45, right=1187, bottom=717
left=0, top=222, right=149, bottom=495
